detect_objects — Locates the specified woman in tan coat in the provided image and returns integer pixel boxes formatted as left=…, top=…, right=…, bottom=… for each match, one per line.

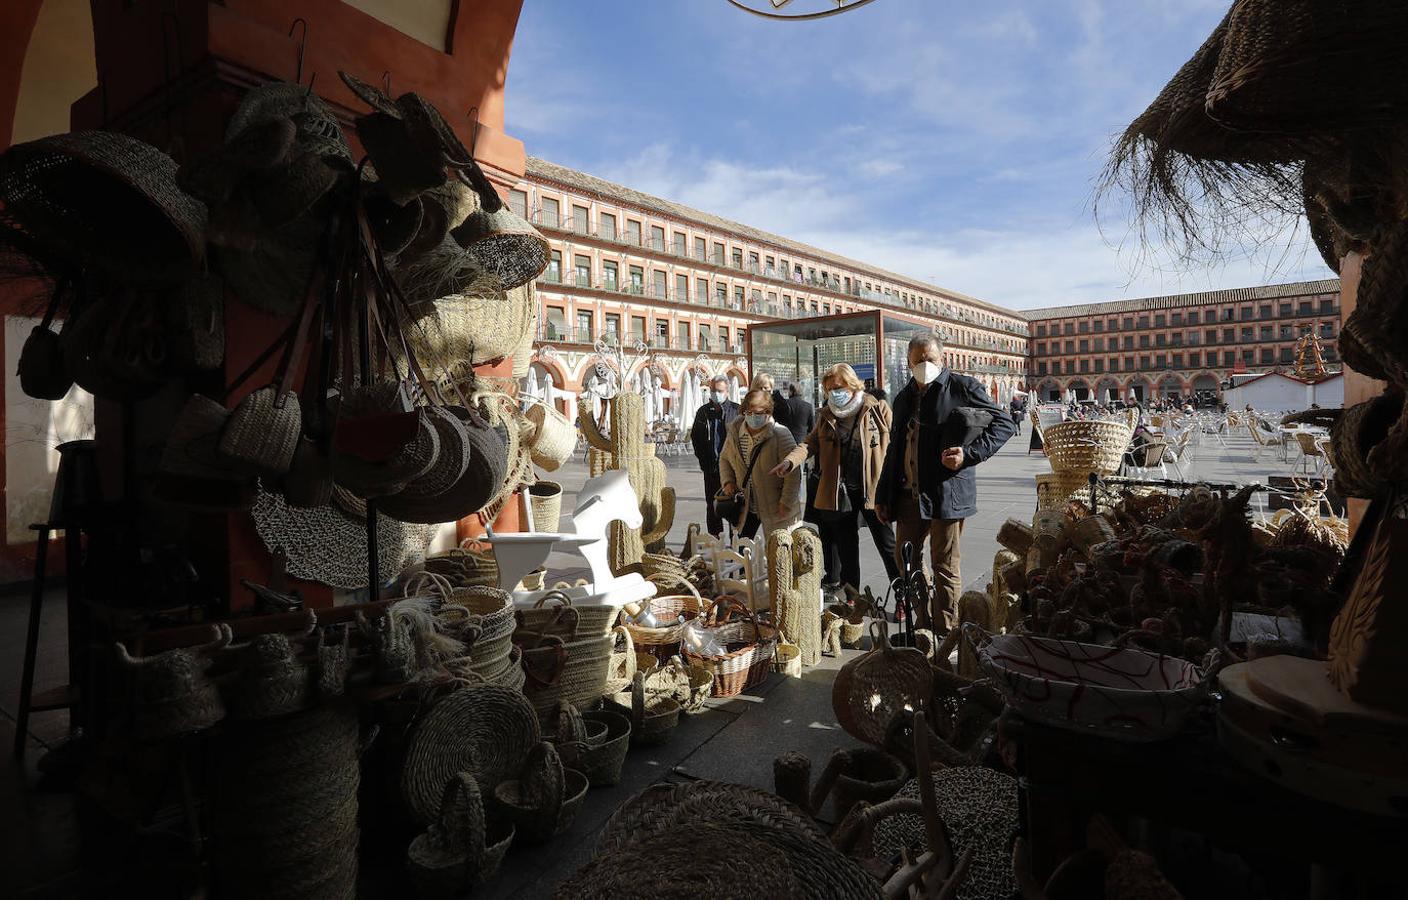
left=772, top=364, right=898, bottom=590
left=718, top=388, right=802, bottom=539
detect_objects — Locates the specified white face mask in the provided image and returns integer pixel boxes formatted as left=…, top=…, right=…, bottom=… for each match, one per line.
left=912, top=361, right=942, bottom=386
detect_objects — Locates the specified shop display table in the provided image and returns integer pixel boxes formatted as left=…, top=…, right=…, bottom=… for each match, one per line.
left=1010, top=713, right=1408, bottom=889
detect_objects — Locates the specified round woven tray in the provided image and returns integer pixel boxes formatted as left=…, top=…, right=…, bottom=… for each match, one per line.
left=595, top=780, right=826, bottom=857
left=555, top=823, right=802, bottom=899
left=872, top=767, right=1019, bottom=900
left=400, top=683, right=541, bottom=826
left=1042, top=420, right=1131, bottom=476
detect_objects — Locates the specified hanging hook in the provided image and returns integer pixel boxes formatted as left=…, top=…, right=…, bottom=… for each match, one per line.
left=465, top=105, right=480, bottom=159
left=381, top=71, right=393, bottom=97
left=287, top=18, right=309, bottom=85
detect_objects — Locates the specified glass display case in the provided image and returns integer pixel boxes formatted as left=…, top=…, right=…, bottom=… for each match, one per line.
left=747, top=311, right=943, bottom=405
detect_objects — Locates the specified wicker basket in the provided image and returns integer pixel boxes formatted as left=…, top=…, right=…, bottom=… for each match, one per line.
left=524, top=400, right=577, bottom=472
left=424, top=542, right=498, bottom=588
left=445, top=584, right=515, bottom=677
left=1042, top=420, right=1131, bottom=476
left=516, top=590, right=621, bottom=639
left=527, top=480, right=563, bottom=532
left=622, top=592, right=704, bottom=655
left=1035, top=471, right=1115, bottom=512
left=681, top=598, right=778, bottom=698
left=556, top=709, right=631, bottom=787
left=603, top=671, right=681, bottom=746
left=493, top=762, right=590, bottom=844
left=517, top=629, right=615, bottom=718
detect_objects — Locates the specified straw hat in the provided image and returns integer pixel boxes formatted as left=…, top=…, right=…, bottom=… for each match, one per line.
left=250, top=483, right=435, bottom=589
left=0, top=130, right=207, bottom=283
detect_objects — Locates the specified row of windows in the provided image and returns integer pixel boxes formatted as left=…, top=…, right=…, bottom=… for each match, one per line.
left=540, top=306, right=748, bottom=353
left=511, top=185, right=1028, bottom=338
left=1031, top=298, right=1339, bottom=337
left=538, top=250, right=1023, bottom=355
left=1033, top=321, right=1338, bottom=355
left=1033, top=344, right=1340, bottom=375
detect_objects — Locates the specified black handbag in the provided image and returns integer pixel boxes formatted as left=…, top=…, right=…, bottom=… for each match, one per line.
left=713, top=434, right=766, bottom=528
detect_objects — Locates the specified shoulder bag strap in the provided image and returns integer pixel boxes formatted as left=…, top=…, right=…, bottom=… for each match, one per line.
left=738, top=432, right=768, bottom=491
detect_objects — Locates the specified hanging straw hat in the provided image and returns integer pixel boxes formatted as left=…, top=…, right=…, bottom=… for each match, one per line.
left=391, top=233, right=500, bottom=314
left=224, top=82, right=352, bottom=169
left=1205, top=0, right=1408, bottom=136
left=250, top=484, right=435, bottom=589
left=403, top=281, right=536, bottom=371
left=0, top=130, right=207, bottom=283
left=450, top=201, right=549, bottom=291
left=376, top=405, right=475, bottom=524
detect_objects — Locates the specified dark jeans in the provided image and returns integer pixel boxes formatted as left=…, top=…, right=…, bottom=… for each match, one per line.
left=702, top=466, right=723, bottom=536
left=818, top=486, right=899, bottom=590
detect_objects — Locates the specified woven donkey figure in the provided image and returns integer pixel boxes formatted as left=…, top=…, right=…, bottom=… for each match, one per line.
left=768, top=527, right=823, bottom=667
left=577, top=393, right=675, bottom=576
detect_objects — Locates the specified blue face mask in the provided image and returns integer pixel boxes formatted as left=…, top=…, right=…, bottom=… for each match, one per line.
left=744, top=413, right=769, bottom=430
left=828, top=389, right=853, bottom=408
left=711, top=390, right=727, bottom=404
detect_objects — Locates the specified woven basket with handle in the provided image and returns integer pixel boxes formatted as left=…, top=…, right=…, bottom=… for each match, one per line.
left=681, top=597, right=778, bottom=698
left=832, top=620, right=931, bottom=747
left=1041, top=420, right=1131, bottom=476
left=524, top=400, right=577, bottom=472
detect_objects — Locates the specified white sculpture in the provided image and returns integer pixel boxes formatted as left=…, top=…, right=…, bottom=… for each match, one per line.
left=484, top=470, right=657, bottom=610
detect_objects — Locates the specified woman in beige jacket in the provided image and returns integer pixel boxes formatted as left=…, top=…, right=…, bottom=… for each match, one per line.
left=770, top=363, right=899, bottom=590
left=718, top=388, right=802, bottom=538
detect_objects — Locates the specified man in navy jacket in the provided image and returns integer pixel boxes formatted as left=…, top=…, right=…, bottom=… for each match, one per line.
left=690, top=375, right=740, bottom=536
left=876, top=333, right=1015, bottom=627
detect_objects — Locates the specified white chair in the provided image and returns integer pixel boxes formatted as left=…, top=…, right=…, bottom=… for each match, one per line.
left=1165, top=430, right=1192, bottom=481
left=713, top=547, right=764, bottom=611
left=1246, top=417, right=1287, bottom=462
left=1127, top=439, right=1171, bottom=480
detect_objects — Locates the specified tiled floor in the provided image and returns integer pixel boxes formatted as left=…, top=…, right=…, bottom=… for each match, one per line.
left=0, top=420, right=1326, bottom=897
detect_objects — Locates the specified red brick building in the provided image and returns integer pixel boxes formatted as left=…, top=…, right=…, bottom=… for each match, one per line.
left=1025, top=280, right=1341, bottom=405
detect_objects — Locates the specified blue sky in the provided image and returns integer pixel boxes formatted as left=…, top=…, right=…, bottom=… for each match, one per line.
left=507, top=0, right=1329, bottom=310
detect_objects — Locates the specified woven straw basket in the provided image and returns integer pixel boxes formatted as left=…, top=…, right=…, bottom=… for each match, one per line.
left=517, top=629, right=615, bottom=718
left=624, top=592, right=705, bottom=656
left=527, top=480, right=562, bottom=532
left=516, top=590, right=620, bottom=639
left=524, top=400, right=577, bottom=472
left=407, top=282, right=535, bottom=370
left=1042, top=420, right=1131, bottom=476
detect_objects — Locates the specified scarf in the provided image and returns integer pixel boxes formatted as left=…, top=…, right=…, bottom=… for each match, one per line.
left=829, top=392, right=865, bottom=421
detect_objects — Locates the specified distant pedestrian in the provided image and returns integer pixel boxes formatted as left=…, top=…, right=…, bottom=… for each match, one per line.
left=690, top=375, right=739, bottom=537
left=718, top=389, right=801, bottom=540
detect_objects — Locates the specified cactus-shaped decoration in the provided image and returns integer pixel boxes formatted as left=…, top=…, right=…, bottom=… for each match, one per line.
left=578, top=393, right=676, bottom=575
left=768, top=527, right=823, bottom=667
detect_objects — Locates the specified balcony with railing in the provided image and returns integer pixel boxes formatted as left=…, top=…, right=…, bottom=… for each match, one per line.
left=529, top=208, right=1030, bottom=339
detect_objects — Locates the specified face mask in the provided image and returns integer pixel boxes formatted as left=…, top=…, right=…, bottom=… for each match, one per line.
left=711, top=390, right=727, bottom=404
left=912, top=361, right=942, bottom=386
left=744, top=413, right=769, bottom=430
left=828, top=389, right=854, bottom=409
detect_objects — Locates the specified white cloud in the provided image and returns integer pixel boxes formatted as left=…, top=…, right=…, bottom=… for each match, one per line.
left=858, top=158, right=905, bottom=178
left=965, top=11, right=1039, bottom=46
left=582, top=144, right=1329, bottom=310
